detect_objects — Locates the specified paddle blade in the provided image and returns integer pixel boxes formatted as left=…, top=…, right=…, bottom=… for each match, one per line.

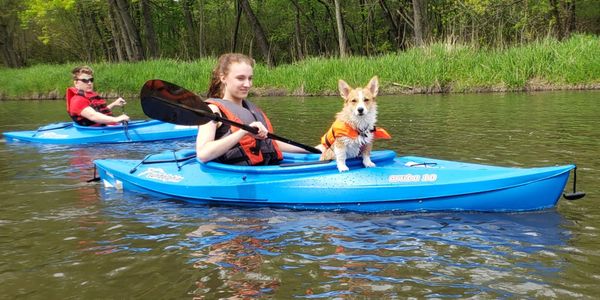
left=140, top=79, right=213, bottom=126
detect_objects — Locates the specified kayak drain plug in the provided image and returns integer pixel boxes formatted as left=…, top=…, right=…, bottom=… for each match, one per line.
left=563, top=166, right=585, bottom=200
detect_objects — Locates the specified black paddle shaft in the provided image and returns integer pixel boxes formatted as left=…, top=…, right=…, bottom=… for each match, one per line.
left=140, top=79, right=321, bottom=154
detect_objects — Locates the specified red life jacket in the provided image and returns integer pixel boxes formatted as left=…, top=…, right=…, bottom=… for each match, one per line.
left=321, top=120, right=391, bottom=149
left=66, top=87, right=113, bottom=126
left=206, top=98, right=283, bottom=166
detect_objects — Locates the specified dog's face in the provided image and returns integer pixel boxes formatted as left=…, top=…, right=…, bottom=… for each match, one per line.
left=339, top=76, right=379, bottom=117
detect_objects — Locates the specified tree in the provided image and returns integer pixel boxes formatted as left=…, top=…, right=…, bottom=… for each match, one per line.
left=3, top=0, right=600, bottom=68
left=181, top=0, right=199, bottom=58
left=412, top=0, right=426, bottom=46
left=334, top=0, right=348, bottom=57
left=110, top=0, right=144, bottom=61
left=378, top=0, right=406, bottom=49
left=106, top=3, right=125, bottom=62
left=290, top=0, right=305, bottom=60
left=140, top=0, right=158, bottom=58
left=232, top=0, right=243, bottom=52
left=0, top=0, right=24, bottom=67
left=239, top=0, right=275, bottom=67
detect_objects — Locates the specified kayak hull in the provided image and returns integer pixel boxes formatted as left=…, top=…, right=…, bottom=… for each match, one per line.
left=94, top=149, right=575, bottom=213
left=3, top=120, right=197, bottom=144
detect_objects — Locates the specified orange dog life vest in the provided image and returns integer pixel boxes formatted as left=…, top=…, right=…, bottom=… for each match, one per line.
left=321, top=120, right=391, bottom=149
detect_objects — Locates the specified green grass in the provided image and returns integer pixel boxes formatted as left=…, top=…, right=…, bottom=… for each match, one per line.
left=1, top=34, right=598, bottom=99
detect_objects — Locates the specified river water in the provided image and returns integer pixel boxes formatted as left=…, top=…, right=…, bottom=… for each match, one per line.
left=1, top=91, right=599, bottom=299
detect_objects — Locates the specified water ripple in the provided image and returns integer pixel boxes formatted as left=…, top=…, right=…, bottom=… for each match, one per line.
left=2, top=92, right=600, bottom=299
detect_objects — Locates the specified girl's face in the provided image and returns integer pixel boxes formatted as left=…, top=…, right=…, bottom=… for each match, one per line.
left=221, top=62, right=253, bottom=102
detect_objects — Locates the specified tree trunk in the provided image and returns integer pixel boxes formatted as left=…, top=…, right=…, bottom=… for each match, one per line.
left=239, top=0, right=275, bottom=67
left=232, top=0, right=243, bottom=52
left=140, top=0, right=158, bottom=58
left=106, top=3, right=125, bottom=62
left=549, top=0, right=563, bottom=39
left=182, top=0, right=198, bottom=58
left=314, top=1, right=335, bottom=54
left=412, top=0, right=425, bottom=46
left=0, top=24, right=22, bottom=67
left=75, top=1, right=94, bottom=61
left=108, top=0, right=132, bottom=60
left=113, top=0, right=144, bottom=61
left=565, top=0, right=576, bottom=37
left=290, top=0, right=305, bottom=60
left=196, top=0, right=205, bottom=57
left=359, top=0, right=369, bottom=55
left=378, top=0, right=404, bottom=49
left=333, top=0, right=348, bottom=57
left=90, top=13, right=112, bottom=61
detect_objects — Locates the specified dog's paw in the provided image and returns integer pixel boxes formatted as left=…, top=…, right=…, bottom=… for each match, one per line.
left=337, top=165, right=350, bottom=172
left=363, top=160, right=376, bottom=168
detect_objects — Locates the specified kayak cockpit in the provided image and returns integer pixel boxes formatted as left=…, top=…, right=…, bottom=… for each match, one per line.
left=202, top=150, right=398, bottom=174
left=129, top=148, right=398, bottom=174
left=71, top=119, right=156, bottom=130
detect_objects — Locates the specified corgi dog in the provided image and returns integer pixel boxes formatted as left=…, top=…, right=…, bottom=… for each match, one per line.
left=319, top=76, right=391, bottom=172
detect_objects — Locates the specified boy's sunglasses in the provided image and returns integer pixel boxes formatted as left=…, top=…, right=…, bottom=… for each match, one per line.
left=77, top=78, right=94, bottom=84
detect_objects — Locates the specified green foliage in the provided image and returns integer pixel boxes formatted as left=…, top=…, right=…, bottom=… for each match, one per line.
left=2, top=0, right=598, bottom=68
left=1, top=35, right=598, bottom=99
left=19, top=0, right=75, bottom=44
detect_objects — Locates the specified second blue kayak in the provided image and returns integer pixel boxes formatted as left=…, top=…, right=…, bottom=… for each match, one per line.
left=3, top=120, right=197, bottom=144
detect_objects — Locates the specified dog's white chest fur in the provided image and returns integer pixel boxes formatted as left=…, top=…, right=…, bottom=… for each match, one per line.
left=337, top=131, right=374, bottom=158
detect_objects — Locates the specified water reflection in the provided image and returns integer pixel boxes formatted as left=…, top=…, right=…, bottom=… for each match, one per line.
left=189, top=224, right=281, bottom=298
left=2, top=92, right=599, bottom=298
left=96, top=192, right=572, bottom=298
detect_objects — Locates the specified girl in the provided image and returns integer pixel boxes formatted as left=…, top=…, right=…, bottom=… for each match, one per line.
left=196, top=53, right=310, bottom=165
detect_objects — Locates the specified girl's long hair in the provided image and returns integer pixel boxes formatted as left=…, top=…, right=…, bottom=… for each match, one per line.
left=207, top=53, right=255, bottom=98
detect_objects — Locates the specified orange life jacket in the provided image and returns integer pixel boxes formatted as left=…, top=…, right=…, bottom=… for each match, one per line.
left=321, top=120, right=391, bottom=149
left=206, top=99, right=283, bottom=166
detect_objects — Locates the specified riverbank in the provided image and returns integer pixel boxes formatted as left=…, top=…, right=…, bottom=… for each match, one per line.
left=0, top=34, right=598, bottom=100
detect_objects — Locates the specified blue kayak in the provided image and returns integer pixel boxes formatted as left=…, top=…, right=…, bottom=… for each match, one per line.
left=94, top=149, right=578, bottom=213
left=3, top=120, right=197, bottom=144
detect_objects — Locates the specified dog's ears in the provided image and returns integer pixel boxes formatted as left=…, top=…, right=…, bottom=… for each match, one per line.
left=367, top=76, right=379, bottom=97
left=338, top=79, right=351, bottom=99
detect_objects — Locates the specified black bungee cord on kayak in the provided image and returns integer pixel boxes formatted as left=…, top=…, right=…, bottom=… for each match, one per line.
left=128, top=150, right=197, bottom=174
left=32, top=123, right=74, bottom=137
left=87, top=150, right=196, bottom=182
left=122, top=105, right=131, bottom=141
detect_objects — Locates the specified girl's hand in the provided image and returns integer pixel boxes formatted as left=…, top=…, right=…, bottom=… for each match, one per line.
left=247, top=121, right=268, bottom=139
